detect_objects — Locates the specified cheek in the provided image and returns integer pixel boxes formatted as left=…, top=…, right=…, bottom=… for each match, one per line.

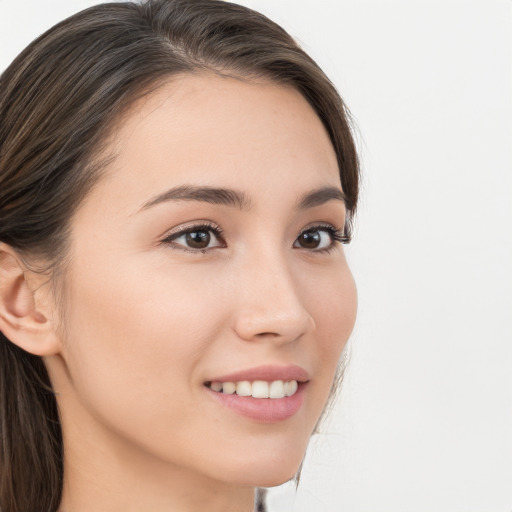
left=320, top=270, right=357, bottom=360
left=307, top=259, right=357, bottom=351
left=304, top=265, right=357, bottom=415
left=59, top=252, right=230, bottom=428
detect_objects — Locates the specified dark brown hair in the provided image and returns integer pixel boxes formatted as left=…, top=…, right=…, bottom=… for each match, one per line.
left=0, top=1, right=359, bottom=510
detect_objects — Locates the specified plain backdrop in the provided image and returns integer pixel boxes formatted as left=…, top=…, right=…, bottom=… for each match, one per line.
left=1, top=1, right=511, bottom=511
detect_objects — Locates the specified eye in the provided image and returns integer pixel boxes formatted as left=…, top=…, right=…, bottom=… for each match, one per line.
left=162, top=223, right=225, bottom=252
left=294, top=225, right=349, bottom=251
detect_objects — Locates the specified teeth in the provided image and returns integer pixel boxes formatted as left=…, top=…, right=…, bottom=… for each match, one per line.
left=252, top=381, right=269, bottom=398
left=236, top=381, right=252, bottom=397
left=269, top=380, right=285, bottom=398
left=284, top=380, right=298, bottom=397
left=222, top=382, right=236, bottom=395
left=208, top=379, right=299, bottom=398
left=210, top=382, right=223, bottom=392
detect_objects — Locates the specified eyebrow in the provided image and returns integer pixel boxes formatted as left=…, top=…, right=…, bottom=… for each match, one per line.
left=141, top=185, right=252, bottom=211
left=140, top=184, right=347, bottom=212
left=297, top=186, right=348, bottom=210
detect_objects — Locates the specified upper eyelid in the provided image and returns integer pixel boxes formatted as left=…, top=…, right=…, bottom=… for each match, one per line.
left=298, top=223, right=351, bottom=247
left=300, top=222, right=340, bottom=231
left=162, top=221, right=342, bottom=238
left=299, top=222, right=346, bottom=238
left=161, top=221, right=222, bottom=239
left=160, top=223, right=225, bottom=253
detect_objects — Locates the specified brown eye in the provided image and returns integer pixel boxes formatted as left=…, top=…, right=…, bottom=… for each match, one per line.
left=185, top=230, right=211, bottom=249
left=163, top=224, right=225, bottom=251
left=294, top=227, right=337, bottom=251
left=297, top=230, right=321, bottom=249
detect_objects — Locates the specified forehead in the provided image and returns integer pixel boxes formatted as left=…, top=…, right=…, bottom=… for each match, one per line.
left=84, top=73, right=341, bottom=213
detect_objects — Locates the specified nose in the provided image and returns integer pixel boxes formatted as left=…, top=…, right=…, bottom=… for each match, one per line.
left=232, top=253, right=315, bottom=344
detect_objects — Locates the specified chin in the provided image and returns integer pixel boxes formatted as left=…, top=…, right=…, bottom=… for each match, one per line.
left=252, top=470, right=299, bottom=489
left=233, top=469, right=300, bottom=489
left=223, top=448, right=306, bottom=488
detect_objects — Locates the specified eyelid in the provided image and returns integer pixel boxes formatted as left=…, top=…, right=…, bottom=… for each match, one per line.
left=295, top=223, right=351, bottom=251
left=162, top=220, right=219, bottom=238
left=160, top=221, right=226, bottom=252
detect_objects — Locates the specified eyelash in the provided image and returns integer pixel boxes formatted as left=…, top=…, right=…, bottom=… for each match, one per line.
left=161, top=222, right=225, bottom=254
left=161, top=221, right=351, bottom=254
left=305, top=223, right=352, bottom=252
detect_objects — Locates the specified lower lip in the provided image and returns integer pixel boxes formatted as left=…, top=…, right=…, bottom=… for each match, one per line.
left=204, top=383, right=307, bottom=423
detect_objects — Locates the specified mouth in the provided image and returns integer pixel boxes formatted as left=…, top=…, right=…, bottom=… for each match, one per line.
left=203, top=365, right=309, bottom=423
left=204, top=379, right=299, bottom=399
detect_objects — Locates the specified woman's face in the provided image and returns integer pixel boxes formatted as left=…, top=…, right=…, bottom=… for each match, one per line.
left=50, top=74, right=357, bottom=487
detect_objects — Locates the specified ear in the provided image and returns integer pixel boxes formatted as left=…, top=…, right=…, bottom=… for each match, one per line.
left=0, top=243, right=60, bottom=356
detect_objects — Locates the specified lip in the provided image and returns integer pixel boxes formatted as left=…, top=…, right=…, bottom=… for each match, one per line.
left=206, top=364, right=310, bottom=384
left=203, top=365, right=310, bottom=423
left=204, top=381, right=307, bottom=423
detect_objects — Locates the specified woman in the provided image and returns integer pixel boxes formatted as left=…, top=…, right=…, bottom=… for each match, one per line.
left=0, top=1, right=359, bottom=511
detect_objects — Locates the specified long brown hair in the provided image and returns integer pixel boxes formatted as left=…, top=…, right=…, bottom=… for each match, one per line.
left=0, top=1, right=359, bottom=510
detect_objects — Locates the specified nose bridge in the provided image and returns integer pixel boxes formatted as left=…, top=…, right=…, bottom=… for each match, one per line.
left=233, top=244, right=314, bottom=343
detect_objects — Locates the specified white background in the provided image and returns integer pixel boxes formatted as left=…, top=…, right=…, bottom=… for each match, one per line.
left=1, top=1, right=511, bottom=511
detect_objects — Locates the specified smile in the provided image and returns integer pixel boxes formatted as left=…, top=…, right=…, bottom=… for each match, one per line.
left=203, top=365, right=309, bottom=422
left=205, top=379, right=299, bottom=399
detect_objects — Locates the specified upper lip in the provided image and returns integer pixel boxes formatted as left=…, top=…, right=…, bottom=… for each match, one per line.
left=206, top=365, right=310, bottom=383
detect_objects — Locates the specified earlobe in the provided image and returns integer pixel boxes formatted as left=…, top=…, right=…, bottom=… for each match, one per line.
left=0, top=244, right=60, bottom=356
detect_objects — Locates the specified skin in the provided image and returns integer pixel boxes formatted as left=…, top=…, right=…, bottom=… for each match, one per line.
left=15, top=74, right=357, bottom=511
